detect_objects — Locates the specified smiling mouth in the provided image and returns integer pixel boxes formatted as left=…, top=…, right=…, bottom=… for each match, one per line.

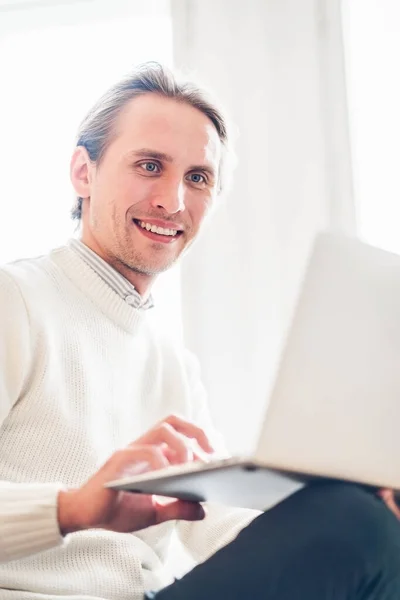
left=132, top=219, right=184, bottom=242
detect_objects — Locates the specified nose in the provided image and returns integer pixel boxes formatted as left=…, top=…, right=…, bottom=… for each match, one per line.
left=150, top=179, right=185, bottom=214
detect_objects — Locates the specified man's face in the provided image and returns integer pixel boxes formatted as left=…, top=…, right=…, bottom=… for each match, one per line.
left=75, top=94, right=221, bottom=277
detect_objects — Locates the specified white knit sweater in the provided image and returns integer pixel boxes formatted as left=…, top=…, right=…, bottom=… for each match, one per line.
left=0, top=245, right=257, bottom=600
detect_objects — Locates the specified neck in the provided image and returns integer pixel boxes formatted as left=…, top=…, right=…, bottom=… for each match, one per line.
left=109, top=256, right=155, bottom=298
left=78, top=232, right=155, bottom=298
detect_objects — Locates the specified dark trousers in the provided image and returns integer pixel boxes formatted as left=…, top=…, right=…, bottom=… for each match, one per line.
left=145, top=482, right=400, bottom=599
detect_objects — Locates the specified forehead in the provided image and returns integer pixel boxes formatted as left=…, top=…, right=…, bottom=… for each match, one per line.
left=110, top=93, right=221, bottom=166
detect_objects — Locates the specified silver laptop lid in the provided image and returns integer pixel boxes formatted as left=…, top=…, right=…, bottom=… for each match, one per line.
left=256, top=231, right=400, bottom=490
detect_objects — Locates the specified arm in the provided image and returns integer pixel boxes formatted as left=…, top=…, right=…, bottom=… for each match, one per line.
left=0, top=274, right=209, bottom=563
left=0, top=270, right=64, bottom=563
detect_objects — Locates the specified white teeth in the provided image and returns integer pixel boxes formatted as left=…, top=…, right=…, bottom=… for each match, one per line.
left=138, top=221, right=178, bottom=237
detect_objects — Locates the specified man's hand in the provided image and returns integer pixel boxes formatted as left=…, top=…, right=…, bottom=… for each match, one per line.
left=58, top=415, right=214, bottom=536
left=135, top=414, right=214, bottom=463
left=379, top=489, right=400, bottom=520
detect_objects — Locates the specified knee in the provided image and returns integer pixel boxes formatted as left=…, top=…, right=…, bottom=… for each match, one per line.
left=303, top=480, right=385, bottom=521
left=297, top=481, right=400, bottom=563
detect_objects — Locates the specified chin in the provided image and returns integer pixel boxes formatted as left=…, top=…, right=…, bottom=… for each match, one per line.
left=140, top=249, right=184, bottom=274
left=146, top=261, right=178, bottom=275
left=120, top=239, right=185, bottom=276
left=128, top=256, right=179, bottom=276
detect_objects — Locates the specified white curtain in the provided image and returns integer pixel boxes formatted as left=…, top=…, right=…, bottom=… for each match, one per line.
left=172, top=0, right=356, bottom=452
left=342, top=0, right=400, bottom=255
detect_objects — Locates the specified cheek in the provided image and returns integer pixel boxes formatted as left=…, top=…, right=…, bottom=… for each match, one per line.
left=121, top=174, right=159, bottom=208
left=187, top=196, right=213, bottom=232
left=94, top=172, right=151, bottom=214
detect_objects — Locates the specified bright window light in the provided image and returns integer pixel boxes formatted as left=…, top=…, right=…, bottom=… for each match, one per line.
left=342, top=0, right=400, bottom=254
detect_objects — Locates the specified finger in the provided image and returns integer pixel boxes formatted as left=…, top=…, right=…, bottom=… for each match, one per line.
left=160, top=442, right=210, bottom=465
left=154, top=498, right=206, bottom=524
left=100, top=445, right=169, bottom=483
left=378, top=489, right=392, bottom=500
left=136, top=423, right=194, bottom=464
left=190, top=440, right=213, bottom=463
left=164, top=414, right=215, bottom=454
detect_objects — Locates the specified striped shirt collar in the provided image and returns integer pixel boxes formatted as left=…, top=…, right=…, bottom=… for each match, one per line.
left=68, top=239, right=154, bottom=310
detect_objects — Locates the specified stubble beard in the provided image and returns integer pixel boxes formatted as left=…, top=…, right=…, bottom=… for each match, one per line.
left=114, top=228, right=186, bottom=276
left=102, top=208, right=193, bottom=277
left=116, top=247, right=179, bottom=276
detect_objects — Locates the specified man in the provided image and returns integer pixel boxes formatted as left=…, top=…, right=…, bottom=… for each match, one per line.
left=0, top=62, right=399, bottom=600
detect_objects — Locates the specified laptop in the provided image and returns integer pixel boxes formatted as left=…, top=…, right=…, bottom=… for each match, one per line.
left=106, top=231, right=400, bottom=510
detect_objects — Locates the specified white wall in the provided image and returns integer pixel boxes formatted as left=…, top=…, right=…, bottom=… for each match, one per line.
left=172, top=0, right=355, bottom=452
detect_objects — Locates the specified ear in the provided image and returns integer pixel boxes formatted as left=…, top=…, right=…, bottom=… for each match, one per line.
left=70, top=146, right=94, bottom=199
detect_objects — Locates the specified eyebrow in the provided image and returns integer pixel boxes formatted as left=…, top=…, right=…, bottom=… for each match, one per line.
left=129, top=148, right=217, bottom=180
left=130, top=148, right=174, bottom=162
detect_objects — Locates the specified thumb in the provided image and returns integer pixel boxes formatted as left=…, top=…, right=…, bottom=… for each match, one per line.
left=155, top=499, right=206, bottom=523
left=379, top=489, right=400, bottom=519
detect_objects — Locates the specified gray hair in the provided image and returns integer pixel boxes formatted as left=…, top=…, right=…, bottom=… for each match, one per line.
left=71, top=62, right=232, bottom=220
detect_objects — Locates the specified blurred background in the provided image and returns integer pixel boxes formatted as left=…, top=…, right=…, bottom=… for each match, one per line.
left=0, top=0, right=398, bottom=452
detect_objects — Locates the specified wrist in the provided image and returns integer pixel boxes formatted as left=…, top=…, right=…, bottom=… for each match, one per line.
left=57, top=488, right=85, bottom=536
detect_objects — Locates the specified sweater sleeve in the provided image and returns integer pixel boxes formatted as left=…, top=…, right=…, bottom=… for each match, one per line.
left=176, top=351, right=260, bottom=564
left=0, top=270, right=65, bottom=563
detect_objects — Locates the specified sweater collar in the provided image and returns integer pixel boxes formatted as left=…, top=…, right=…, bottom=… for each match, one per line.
left=68, top=239, right=154, bottom=310
left=49, top=245, right=149, bottom=333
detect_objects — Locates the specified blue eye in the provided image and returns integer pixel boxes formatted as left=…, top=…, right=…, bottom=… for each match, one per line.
left=189, top=173, right=205, bottom=184
left=141, top=162, right=159, bottom=173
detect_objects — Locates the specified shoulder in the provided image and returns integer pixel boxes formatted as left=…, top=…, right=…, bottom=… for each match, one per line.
left=0, top=249, right=63, bottom=305
left=0, top=251, right=65, bottom=331
left=0, top=262, right=31, bottom=314
left=0, top=251, right=52, bottom=286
